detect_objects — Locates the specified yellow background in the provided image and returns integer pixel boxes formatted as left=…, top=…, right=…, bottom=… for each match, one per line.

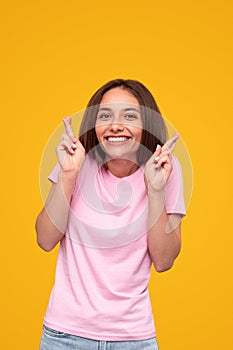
left=1, top=0, right=232, bottom=349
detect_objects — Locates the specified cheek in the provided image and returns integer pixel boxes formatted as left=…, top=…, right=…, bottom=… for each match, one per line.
left=95, top=125, right=104, bottom=142
left=134, top=127, right=143, bottom=142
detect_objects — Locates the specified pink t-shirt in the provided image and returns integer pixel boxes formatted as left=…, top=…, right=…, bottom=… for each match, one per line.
left=43, top=155, right=186, bottom=341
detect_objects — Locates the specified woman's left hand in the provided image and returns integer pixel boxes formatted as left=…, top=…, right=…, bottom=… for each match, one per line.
left=144, top=133, right=180, bottom=192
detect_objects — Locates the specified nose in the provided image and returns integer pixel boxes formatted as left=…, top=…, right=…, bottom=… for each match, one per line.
left=109, top=118, right=124, bottom=133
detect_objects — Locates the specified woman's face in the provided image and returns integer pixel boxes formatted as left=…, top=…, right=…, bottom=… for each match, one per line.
left=95, top=87, right=143, bottom=161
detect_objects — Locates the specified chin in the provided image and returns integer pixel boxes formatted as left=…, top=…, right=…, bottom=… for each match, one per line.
left=106, top=151, right=138, bottom=162
left=100, top=143, right=140, bottom=162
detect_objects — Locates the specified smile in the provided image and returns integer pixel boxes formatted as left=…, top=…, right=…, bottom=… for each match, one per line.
left=105, top=136, right=131, bottom=143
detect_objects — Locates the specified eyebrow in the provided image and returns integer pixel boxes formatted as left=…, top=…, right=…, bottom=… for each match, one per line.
left=98, top=107, right=140, bottom=112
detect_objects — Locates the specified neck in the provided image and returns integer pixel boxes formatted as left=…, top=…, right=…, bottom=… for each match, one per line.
left=105, top=158, right=139, bottom=178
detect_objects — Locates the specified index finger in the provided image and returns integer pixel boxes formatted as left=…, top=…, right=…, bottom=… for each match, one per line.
left=162, top=132, right=180, bottom=153
left=62, top=116, right=77, bottom=141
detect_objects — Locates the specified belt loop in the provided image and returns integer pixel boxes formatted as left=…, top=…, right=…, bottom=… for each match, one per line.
left=99, top=340, right=107, bottom=350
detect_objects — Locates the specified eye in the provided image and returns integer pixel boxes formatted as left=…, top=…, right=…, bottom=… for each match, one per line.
left=124, top=114, right=138, bottom=120
left=97, top=113, right=111, bottom=120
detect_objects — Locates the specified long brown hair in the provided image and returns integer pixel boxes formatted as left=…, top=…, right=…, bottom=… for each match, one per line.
left=79, top=79, right=167, bottom=165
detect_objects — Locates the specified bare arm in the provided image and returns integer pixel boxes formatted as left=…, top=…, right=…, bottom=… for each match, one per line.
left=147, top=188, right=182, bottom=272
left=36, top=170, right=78, bottom=251
left=35, top=116, right=85, bottom=251
left=145, top=133, right=183, bottom=272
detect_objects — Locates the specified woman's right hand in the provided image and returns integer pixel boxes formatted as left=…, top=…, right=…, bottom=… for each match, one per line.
left=56, top=116, right=85, bottom=172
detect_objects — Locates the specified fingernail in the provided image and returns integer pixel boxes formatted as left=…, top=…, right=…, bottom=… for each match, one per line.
left=63, top=116, right=70, bottom=122
left=154, top=156, right=159, bottom=161
left=156, top=144, right=160, bottom=151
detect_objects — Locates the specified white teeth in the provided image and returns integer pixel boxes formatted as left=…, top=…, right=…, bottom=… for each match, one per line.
left=107, top=137, right=128, bottom=142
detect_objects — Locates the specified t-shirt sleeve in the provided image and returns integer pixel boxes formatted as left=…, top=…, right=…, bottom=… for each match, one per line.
left=165, top=156, right=186, bottom=216
left=48, top=163, right=61, bottom=183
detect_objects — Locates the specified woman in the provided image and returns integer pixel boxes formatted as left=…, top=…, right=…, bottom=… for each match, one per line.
left=36, top=79, right=186, bottom=349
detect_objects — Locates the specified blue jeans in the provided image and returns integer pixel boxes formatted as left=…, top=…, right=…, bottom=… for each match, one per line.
left=40, top=325, right=159, bottom=350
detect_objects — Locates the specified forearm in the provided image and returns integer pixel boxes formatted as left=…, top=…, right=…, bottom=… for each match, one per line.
left=148, top=189, right=181, bottom=272
left=36, top=170, right=78, bottom=251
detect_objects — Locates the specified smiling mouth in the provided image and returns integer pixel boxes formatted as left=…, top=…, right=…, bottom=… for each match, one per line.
left=105, top=136, right=131, bottom=143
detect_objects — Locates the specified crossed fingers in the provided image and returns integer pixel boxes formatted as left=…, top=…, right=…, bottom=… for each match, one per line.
left=162, top=132, right=180, bottom=154
left=62, top=116, right=77, bottom=142
left=59, top=116, right=77, bottom=155
left=154, top=132, right=180, bottom=169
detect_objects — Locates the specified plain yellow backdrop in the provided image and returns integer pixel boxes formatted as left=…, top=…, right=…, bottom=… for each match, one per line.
left=1, top=0, right=232, bottom=349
